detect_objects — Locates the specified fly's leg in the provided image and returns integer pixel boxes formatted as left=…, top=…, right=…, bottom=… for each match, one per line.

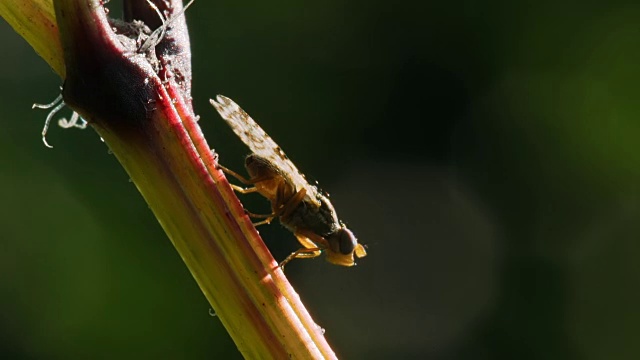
left=219, top=163, right=269, bottom=196
left=218, top=164, right=306, bottom=227
left=218, top=164, right=254, bottom=185
left=294, top=229, right=330, bottom=250
left=279, top=188, right=307, bottom=220
left=278, top=247, right=322, bottom=269
left=220, top=165, right=274, bottom=224
left=229, top=184, right=258, bottom=194
left=248, top=212, right=277, bottom=227
left=252, top=185, right=306, bottom=227
left=243, top=182, right=287, bottom=226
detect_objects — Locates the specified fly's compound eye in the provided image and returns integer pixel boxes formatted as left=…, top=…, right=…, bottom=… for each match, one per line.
left=334, top=228, right=357, bottom=255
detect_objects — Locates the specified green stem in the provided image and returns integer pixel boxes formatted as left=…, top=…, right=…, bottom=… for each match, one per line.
left=1, top=0, right=338, bottom=358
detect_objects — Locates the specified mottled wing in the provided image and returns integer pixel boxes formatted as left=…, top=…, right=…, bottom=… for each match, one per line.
left=211, top=95, right=320, bottom=206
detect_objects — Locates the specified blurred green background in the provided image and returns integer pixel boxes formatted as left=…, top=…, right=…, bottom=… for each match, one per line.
left=2, top=1, right=640, bottom=359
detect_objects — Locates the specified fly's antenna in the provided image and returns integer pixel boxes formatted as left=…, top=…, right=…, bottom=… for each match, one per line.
left=138, top=0, right=195, bottom=53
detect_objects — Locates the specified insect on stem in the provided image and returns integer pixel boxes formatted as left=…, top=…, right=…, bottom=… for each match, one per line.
left=211, top=95, right=368, bottom=267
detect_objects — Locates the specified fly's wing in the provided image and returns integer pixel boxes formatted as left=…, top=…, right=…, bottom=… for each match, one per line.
left=210, top=95, right=320, bottom=207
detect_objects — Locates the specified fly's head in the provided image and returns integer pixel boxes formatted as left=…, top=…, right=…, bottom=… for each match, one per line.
left=324, top=226, right=367, bottom=266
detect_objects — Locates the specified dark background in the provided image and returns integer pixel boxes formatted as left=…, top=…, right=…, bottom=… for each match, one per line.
left=2, top=1, right=639, bottom=359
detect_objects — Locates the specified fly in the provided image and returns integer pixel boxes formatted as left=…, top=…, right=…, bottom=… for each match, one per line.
left=210, top=95, right=367, bottom=267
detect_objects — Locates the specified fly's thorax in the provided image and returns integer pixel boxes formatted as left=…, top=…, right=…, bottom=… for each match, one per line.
left=282, top=193, right=340, bottom=236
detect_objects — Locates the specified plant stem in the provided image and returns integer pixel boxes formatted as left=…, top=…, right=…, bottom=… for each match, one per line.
left=1, top=0, right=338, bottom=358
